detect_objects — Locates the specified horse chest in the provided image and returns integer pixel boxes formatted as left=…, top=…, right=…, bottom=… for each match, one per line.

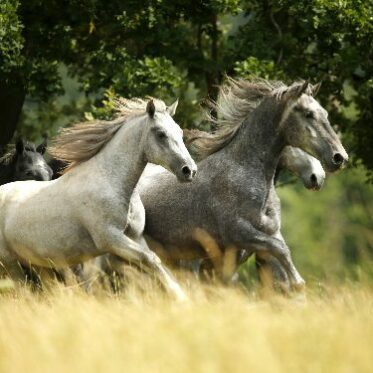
left=124, top=203, right=145, bottom=238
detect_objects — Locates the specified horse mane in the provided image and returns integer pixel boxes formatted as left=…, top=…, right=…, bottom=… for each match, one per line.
left=188, top=77, right=312, bottom=159
left=49, top=97, right=167, bottom=172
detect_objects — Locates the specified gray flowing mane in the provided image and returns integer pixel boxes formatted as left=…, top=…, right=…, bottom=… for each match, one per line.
left=50, top=97, right=167, bottom=171
left=187, top=77, right=312, bottom=159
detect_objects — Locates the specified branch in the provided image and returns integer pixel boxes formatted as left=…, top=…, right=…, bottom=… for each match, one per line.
left=269, top=7, right=283, bottom=65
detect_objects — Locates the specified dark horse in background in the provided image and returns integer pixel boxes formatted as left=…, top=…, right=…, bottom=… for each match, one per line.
left=0, top=138, right=53, bottom=284
left=0, top=138, right=53, bottom=185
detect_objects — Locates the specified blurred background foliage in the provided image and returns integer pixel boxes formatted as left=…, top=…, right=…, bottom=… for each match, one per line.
left=0, top=0, right=373, bottom=284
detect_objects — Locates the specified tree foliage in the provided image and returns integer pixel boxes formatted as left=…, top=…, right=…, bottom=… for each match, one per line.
left=232, top=0, right=373, bottom=178
left=0, top=0, right=24, bottom=76
left=0, top=0, right=372, bottom=173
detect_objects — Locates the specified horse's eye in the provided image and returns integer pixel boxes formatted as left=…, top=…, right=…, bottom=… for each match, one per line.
left=157, top=131, right=167, bottom=140
left=305, top=111, right=314, bottom=119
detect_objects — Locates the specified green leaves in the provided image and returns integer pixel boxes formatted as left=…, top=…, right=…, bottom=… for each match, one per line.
left=232, top=0, right=373, bottom=180
left=234, top=56, right=283, bottom=80
left=1, top=0, right=372, bottom=180
left=0, top=0, right=24, bottom=76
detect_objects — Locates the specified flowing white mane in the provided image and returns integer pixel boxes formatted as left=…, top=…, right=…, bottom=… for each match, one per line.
left=49, top=97, right=166, bottom=171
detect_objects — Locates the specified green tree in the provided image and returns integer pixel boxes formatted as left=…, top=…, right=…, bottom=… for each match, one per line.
left=1, top=0, right=373, bottom=180
left=0, top=0, right=242, bottom=145
left=231, top=0, right=373, bottom=178
left=0, top=0, right=25, bottom=149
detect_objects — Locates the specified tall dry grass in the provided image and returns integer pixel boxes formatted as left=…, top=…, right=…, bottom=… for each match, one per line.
left=0, top=273, right=372, bottom=373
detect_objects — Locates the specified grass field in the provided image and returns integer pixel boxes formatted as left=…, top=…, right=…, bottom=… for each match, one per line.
left=0, top=274, right=372, bottom=373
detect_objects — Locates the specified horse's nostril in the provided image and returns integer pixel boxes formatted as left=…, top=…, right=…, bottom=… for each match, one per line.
left=310, top=174, right=317, bottom=184
left=182, top=166, right=191, bottom=176
left=333, top=153, right=344, bottom=165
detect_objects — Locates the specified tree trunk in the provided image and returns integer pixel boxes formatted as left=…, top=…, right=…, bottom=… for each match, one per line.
left=206, top=12, right=220, bottom=130
left=0, top=80, right=25, bottom=154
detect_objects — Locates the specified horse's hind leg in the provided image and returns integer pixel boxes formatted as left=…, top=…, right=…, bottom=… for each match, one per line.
left=93, top=229, right=187, bottom=302
left=0, top=261, right=27, bottom=287
left=227, top=219, right=305, bottom=291
left=0, top=231, right=25, bottom=284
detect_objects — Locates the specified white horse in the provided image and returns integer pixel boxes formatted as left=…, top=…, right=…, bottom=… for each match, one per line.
left=0, top=98, right=196, bottom=300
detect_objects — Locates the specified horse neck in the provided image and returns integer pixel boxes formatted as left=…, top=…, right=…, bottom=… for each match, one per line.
left=225, top=100, right=286, bottom=186
left=94, top=116, right=147, bottom=200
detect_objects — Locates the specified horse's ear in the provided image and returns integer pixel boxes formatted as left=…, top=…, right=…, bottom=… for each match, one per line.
left=146, top=99, right=156, bottom=118
left=167, top=99, right=179, bottom=117
left=36, top=137, right=47, bottom=155
left=297, top=80, right=309, bottom=97
left=16, top=139, right=24, bottom=154
left=311, top=82, right=322, bottom=97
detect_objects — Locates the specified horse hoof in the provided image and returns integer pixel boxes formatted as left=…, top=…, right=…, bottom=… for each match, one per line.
left=174, top=290, right=189, bottom=303
left=290, top=292, right=308, bottom=307
left=293, top=279, right=306, bottom=292
left=170, top=285, right=188, bottom=303
left=276, top=280, right=291, bottom=295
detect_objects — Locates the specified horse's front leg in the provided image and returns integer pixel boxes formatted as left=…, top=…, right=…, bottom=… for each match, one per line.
left=255, top=231, right=291, bottom=292
left=256, top=254, right=290, bottom=292
left=136, top=236, right=187, bottom=301
left=91, top=227, right=187, bottom=302
left=224, top=218, right=305, bottom=291
left=235, top=247, right=290, bottom=292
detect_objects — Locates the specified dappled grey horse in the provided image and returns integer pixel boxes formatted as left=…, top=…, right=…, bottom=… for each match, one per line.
left=135, top=78, right=347, bottom=290
left=179, top=144, right=326, bottom=285
left=251, top=146, right=325, bottom=289
left=0, top=98, right=196, bottom=300
left=0, top=138, right=52, bottom=185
